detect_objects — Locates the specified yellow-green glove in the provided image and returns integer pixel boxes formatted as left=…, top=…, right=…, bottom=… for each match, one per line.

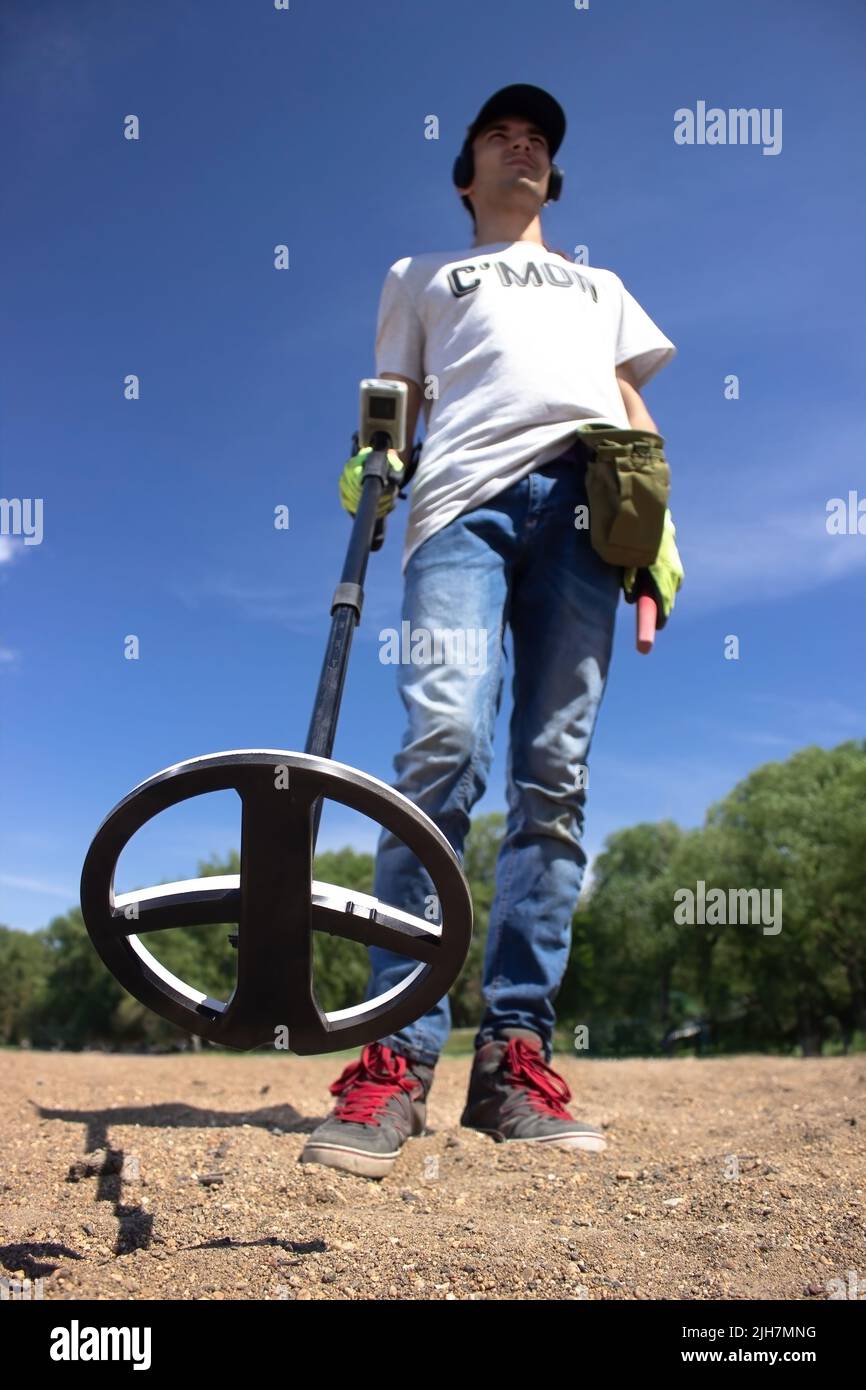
left=338, top=446, right=405, bottom=519
left=622, top=508, right=684, bottom=629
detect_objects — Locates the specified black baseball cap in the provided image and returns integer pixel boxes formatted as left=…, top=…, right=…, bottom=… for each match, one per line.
left=462, top=83, right=566, bottom=158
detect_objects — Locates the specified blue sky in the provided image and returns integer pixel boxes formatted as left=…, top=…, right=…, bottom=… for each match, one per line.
left=2, top=0, right=864, bottom=933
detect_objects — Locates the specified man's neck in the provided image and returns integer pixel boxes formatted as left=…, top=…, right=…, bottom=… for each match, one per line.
left=471, top=213, right=545, bottom=248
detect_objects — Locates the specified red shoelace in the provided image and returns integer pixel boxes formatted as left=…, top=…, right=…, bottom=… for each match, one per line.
left=502, top=1038, right=574, bottom=1118
left=329, top=1042, right=420, bottom=1126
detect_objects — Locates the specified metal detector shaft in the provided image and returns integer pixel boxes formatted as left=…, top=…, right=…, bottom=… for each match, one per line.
left=305, top=430, right=396, bottom=850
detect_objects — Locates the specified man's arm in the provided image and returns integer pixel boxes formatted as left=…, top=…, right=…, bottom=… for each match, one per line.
left=380, top=372, right=423, bottom=467
left=615, top=361, right=660, bottom=433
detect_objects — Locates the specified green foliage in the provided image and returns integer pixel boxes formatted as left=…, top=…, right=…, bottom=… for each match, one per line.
left=4, top=744, right=864, bottom=1054
left=30, top=909, right=126, bottom=1048
left=310, top=846, right=377, bottom=1012
left=702, top=741, right=866, bottom=1054
left=447, top=813, right=501, bottom=1026
left=0, top=924, right=52, bottom=1043
left=561, top=740, right=866, bottom=1056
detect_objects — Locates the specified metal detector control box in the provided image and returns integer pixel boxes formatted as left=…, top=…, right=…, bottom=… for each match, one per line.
left=359, top=378, right=407, bottom=454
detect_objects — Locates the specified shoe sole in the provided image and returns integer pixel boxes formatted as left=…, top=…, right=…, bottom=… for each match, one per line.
left=299, top=1141, right=402, bottom=1179
left=463, top=1124, right=607, bottom=1153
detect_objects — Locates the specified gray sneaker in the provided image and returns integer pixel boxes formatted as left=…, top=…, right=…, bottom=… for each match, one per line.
left=299, top=1041, right=434, bottom=1179
left=460, top=1028, right=606, bottom=1152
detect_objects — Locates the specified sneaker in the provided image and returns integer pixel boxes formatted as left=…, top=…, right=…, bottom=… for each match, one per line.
left=299, top=1041, right=434, bottom=1178
left=460, top=1028, right=606, bottom=1152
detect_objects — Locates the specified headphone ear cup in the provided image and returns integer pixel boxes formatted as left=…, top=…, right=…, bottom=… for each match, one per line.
left=452, top=146, right=473, bottom=192
left=547, top=163, right=563, bottom=202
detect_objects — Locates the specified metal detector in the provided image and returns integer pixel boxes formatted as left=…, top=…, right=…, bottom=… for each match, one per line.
left=79, top=380, right=473, bottom=1054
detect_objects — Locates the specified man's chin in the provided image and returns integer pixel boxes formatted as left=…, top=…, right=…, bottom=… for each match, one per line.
left=496, top=175, right=540, bottom=202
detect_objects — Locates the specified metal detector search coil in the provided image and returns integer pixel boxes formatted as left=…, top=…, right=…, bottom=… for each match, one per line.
left=80, top=750, right=472, bottom=1054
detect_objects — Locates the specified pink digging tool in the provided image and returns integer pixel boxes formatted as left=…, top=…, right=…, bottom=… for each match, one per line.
left=636, top=593, right=657, bottom=654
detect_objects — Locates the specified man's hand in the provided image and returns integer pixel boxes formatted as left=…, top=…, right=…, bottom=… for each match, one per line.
left=338, top=446, right=405, bottom=518
left=622, top=508, right=684, bottom=629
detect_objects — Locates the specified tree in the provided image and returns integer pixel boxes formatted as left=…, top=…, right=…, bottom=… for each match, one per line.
left=561, top=821, right=687, bottom=1054
left=706, top=741, right=866, bottom=1055
left=32, top=909, right=126, bottom=1048
left=447, top=812, right=502, bottom=1026
left=0, top=925, right=52, bottom=1044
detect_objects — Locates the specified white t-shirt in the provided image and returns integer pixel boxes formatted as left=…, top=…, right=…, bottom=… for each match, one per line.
left=374, top=240, right=677, bottom=574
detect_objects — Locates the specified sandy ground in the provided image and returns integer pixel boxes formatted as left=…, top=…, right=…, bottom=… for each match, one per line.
left=1, top=1049, right=863, bottom=1302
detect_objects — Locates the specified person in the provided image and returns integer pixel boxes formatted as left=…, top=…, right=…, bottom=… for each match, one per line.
left=301, top=84, right=682, bottom=1179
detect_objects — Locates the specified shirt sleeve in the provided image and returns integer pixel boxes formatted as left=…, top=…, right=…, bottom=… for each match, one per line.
left=374, top=263, right=425, bottom=388
left=614, top=275, right=676, bottom=390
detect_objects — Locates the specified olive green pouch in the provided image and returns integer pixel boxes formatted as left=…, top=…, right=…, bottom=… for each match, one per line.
left=577, top=425, right=671, bottom=568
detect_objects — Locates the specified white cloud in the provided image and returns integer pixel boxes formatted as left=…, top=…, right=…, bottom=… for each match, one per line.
left=728, top=729, right=798, bottom=749
left=675, top=503, right=866, bottom=611
left=0, top=874, right=76, bottom=898
left=0, top=537, right=22, bottom=565
left=665, top=411, right=866, bottom=612
left=171, top=574, right=321, bottom=632
left=747, top=693, right=864, bottom=736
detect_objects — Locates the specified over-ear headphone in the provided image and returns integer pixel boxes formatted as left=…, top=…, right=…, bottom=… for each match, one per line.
left=452, top=140, right=564, bottom=207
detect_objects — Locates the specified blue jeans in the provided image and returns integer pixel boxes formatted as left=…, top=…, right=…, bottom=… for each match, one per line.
left=365, top=437, right=620, bottom=1067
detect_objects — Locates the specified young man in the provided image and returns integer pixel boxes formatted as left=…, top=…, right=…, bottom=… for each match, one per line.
left=302, top=85, right=681, bottom=1178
